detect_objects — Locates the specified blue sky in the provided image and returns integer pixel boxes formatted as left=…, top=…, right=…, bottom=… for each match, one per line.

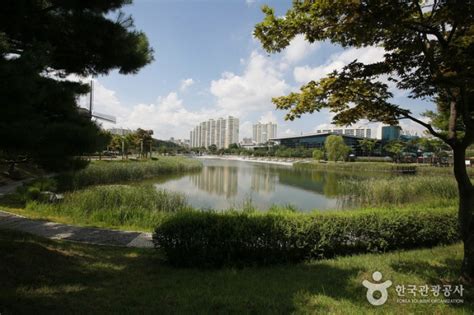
left=90, top=0, right=435, bottom=140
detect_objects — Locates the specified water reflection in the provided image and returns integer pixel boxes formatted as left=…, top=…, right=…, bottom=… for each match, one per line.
left=189, top=165, right=238, bottom=198
left=153, top=159, right=364, bottom=211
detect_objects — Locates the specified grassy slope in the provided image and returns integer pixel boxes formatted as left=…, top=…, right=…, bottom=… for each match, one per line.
left=0, top=229, right=472, bottom=314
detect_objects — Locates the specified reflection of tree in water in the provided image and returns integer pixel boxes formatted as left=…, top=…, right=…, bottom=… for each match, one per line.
left=278, top=169, right=360, bottom=198
left=189, top=166, right=238, bottom=198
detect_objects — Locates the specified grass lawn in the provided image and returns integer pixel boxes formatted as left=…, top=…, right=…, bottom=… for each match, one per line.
left=0, top=229, right=472, bottom=314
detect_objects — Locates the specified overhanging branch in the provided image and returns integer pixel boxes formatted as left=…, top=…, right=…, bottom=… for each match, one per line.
left=398, top=112, right=449, bottom=143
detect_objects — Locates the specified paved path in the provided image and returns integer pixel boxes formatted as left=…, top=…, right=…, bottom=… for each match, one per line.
left=0, top=210, right=153, bottom=248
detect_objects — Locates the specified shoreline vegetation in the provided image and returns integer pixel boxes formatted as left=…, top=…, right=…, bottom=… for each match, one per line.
left=56, top=157, right=202, bottom=191
left=0, top=158, right=460, bottom=233
left=0, top=157, right=464, bottom=264
left=197, top=155, right=474, bottom=176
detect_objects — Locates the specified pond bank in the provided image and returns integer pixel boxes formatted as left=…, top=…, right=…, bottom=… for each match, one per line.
left=195, top=155, right=298, bottom=166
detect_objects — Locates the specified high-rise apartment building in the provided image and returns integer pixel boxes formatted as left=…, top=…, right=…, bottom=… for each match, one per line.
left=252, top=122, right=277, bottom=144
left=189, top=116, right=239, bottom=149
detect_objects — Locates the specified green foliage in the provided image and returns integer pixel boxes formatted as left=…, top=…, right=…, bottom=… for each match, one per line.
left=384, top=140, right=406, bottom=161
left=253, top=1, right=473, bottom=147
left=324, top=135, right=350, bottom=162
left=153, top=207, right=459, bottom=267
left=27, top=185, right=188, bottom=230
left=358, top=139, right=377, bottom=156
left=339, top=176, right=458, bottom=206
left=312, top=149, right=324, bottom=160
left=56, top=157, right=202, bottom=190
left=0, top=0, right=153, bottom=171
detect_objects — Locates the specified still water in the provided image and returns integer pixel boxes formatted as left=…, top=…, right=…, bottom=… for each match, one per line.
left=154, top=158, right=363, bottom=211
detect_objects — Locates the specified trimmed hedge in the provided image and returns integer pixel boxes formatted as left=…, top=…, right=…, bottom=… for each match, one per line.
left=153, top=208, right=459, bottom=267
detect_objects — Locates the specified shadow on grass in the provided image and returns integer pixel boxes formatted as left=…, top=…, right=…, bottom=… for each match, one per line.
left=2, top=228, right=473, bottom=314
left=0, top=228, right=367, bottom=314
left=389, top=257, right=474, bottom=312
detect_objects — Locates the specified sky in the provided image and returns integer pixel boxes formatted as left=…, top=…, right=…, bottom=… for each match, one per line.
left=84, top=0, right=435, bottom=140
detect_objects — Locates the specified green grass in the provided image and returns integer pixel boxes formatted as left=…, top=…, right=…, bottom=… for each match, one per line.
left=56, top=157, right=202, bottom=190
left=339, top=176, right=458, bottom=206
left=0, top=228, right=471, bottom=314
left=295, top=160, right=474, bottom=176
left=23, top=184, right=188, bottom=231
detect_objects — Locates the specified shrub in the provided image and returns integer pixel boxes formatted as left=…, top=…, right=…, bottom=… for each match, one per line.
left=153, top=207, right=458, bottom=267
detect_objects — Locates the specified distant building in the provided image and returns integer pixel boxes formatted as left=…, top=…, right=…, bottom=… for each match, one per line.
left=108, top=128, right=133, bottom=136
left=271, top=132, right=379, bottom=156
left=381, top=125, right=402, bottom=141
left=190, top=116, right=239, bottom=149
left=316, top=126, right=372, bottom=139
left=253, top=122, right=277, bottom=144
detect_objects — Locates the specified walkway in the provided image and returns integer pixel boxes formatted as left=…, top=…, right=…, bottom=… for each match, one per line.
left=0, top=210, right=153, bottom=248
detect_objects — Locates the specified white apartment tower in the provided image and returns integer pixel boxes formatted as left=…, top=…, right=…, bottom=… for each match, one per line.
left=253, top=122, right=277, bottom=144
left=190, top=116, right=239, bottom=149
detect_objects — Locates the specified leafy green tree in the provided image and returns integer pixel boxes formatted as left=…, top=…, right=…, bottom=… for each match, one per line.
left=312, top=149, right=324, bottom=161
left=228, top=143, right=239, bottom=150
left=255, top=1, right=474, bottom=279
left=358, top=139, right=377, bottom=156
left=325, top=135, right=350, bottom=162
left=384, top=141, right=405, bottom=163
left=135, top=129, right=154, bottom=158
left=208, top=144, right=218, bottom=154
left=0, top=1, right=153, bottom=171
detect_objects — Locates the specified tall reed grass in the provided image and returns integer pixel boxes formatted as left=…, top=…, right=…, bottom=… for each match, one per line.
left=295, top=161, right=474, bottom=176
left=338, top=176, right=458, bottom=206
left=26, top=184, right=189, bottom=230
left=57, top=157, right=202, bottom=190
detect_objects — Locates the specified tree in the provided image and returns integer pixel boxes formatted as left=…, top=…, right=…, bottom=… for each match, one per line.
left=255, top=1, right=474, bottom=279
left=135, top=129, right=154, bottom=158
left=312, top=148, right=324, bottom=161
left=0, top=1, right=153, bottom=171
left=208, top=144, right=218, bottom=154
left=358, top=139, right=377, bottom=156
left=384, top=140, right=406, bottom=163
left=324, top=135, right=350, bottom=162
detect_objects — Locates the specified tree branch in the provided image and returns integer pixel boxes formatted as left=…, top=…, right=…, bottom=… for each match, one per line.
left=398, top=112, right=449, bottom=143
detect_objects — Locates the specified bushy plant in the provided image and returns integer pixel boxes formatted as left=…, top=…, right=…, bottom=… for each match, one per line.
left=26, top=185, right=189, bottom=230
left=56, top=157, right=202, bottom=191
left=153, top=207, right=458, bottom=267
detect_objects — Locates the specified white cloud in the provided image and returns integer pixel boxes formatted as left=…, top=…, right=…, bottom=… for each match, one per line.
left=294, top=46, right=386, bottom=83
left=259, top=111, right=277, bottom=123
left=246, top=0, right=256, bottom=4
left=282, top=34, right=319, bottom=65
left=179, top=78, right=194, bottom=91
left=240, top=120, right=253, bottom=138
left=283, top=128, right=297, bottom=136
left=125, top=92, right=219, bottom=139
left=210, top=51, right=289, bottom=114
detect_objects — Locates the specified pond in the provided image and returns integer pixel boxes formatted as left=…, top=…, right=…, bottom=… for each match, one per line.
left=154, top=158, right=367, bottom=211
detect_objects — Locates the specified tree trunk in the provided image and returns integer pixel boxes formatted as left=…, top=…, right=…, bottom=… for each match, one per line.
left=453, top=147, right=474, bottom=281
